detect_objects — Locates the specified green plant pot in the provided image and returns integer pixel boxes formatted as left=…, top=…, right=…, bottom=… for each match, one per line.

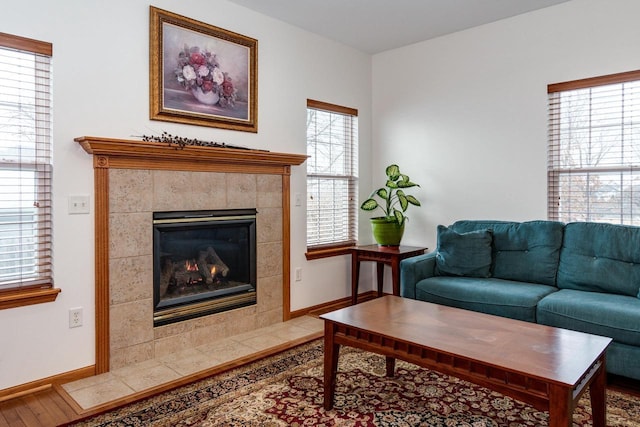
left=370, top=217, right=405, bottom=246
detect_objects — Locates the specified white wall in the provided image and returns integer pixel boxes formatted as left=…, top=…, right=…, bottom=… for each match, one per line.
left=0, top=0, right=371, bottom=390
left=371, top=0, right=640, bottom=255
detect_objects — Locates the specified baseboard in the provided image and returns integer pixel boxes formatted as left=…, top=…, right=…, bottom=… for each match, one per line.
left=0, top=365, right=95, bottom=402
left=290, top=290, right=380, bottom=318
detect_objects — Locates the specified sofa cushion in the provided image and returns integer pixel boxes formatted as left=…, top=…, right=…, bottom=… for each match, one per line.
left=450, top=220, right=564, bottom=286
left=415, top=276, right=558, bottom=322
left=537, top=289, right=640, bottom=347
left=558, top=222, right=640, bottom=297
left=434, top=225, right=492, bottom=278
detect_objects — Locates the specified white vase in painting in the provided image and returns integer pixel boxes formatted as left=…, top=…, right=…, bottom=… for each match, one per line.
left=191, top=87, right=219, bottom=105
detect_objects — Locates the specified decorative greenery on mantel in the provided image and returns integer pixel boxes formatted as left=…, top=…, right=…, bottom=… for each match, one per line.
left=140, top=131, right=267, bottom=152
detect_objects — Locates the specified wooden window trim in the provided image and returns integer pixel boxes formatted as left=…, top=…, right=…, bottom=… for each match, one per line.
left=0, top=286, right=60, bottom=310
left=305, top=243, right=355, bottom=260
left=548, top=69, right=640, bottom=93
left=0, top=32, right=52, bottom=56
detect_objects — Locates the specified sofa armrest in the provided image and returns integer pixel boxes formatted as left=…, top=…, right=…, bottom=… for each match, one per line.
left=400, top=252, right=437, bottom=299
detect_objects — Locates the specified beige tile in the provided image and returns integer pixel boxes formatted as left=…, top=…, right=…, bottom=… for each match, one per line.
left=287, top=315, right=324, bottom=332
left=110, top=341, right=155, bottom=370
left=154, top=333, right=191, bottom=359
left=257, top=175, right=282, bottom=208
left=154, top=318, right=195, bottom=340
left=237, top=333, right=289, bottom=351
left=67, top=377, right=135, bottom=409
left=110, top=300, right=154, bottom=350
left=152, top=170, right=228, bottom=211
left=109, top=255, right=152, bottom=305
left=189, top=322, right=229, bottom=347
left=196, top=338, right=255, bottom=364
left=226, top=173, right=257, bottom=208
left=62, top=372, right=117, bottom=393
left=269, top=323, right=316, bottom=341
left=162, top=349, right=221, bottom=376
left=109, top=212, right=152, bottom=259
left=257, top=243, right=283, bottom=278
left=109, top=169, right=153, bottom=213
left=256, top=308, right=282, bottom=327
left=257, top=275, right=283, bottom=314
left=257, top=207, right=282, bottom=244
left=115, top=362, right=181, bottom=392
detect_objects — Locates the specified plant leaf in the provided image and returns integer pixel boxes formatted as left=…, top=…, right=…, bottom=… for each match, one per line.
left=393, top=209, right=405, bottom=225
left=398, top=193, right=408, bottom=211
left=360, top=198, right=378, bottom=210
left=376, top=188, right=388, bottom=199
left=406, top=195, right=421, bottom=206
left=386, top=180, right=399, bottom=189
left=386, top=164, right=400, bottom=180
left=397, top=180, right=418, bottom=188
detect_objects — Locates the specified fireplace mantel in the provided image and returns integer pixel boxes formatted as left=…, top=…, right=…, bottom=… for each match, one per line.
left=78, top=136, right=307, bottom=374
left=76, top=136, right=307, bottom=174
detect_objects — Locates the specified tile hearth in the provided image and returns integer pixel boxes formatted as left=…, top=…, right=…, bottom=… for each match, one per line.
left=62, top=315, right=322, bottom=410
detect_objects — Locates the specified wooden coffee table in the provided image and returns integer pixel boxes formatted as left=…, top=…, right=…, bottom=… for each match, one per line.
left=321, top=296, right=612, bottom=427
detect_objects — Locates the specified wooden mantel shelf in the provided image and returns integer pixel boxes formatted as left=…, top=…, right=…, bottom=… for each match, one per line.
left=76, top=136, right=308, bottom=174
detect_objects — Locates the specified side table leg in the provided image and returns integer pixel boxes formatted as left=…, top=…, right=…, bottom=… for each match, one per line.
left=351, top=253, right=360, bottom=305
left=323, top=322, right=340, bottom=410
left=376, top=262, right=384, bottom=297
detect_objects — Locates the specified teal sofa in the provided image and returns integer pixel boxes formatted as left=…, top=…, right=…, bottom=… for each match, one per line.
left=400, top=220, right=640, bottom=381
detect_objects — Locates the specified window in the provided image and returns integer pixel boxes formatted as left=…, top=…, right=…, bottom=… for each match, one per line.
left=548, top=70, right=640, bottom=224
left=0, top=32, right=57, bottom=309
left=306, top=99, right=358, bottom=257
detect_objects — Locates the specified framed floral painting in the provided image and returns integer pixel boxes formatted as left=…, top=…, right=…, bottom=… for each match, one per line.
left=150, top=6, right=258, bottom=132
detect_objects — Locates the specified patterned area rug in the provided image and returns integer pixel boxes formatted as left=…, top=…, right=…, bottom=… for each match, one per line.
left=69, top=340, right=639, bottom=426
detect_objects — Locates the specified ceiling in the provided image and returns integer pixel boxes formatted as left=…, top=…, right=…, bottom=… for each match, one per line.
left=227, top=0, right=571, bottom=54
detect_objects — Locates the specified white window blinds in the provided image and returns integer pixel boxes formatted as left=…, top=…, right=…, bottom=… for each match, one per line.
left=306, top=99, right=358, bottom=249
left=548, top=70, right=640, bottom=224
left=0, top=33, right=53, bottom=291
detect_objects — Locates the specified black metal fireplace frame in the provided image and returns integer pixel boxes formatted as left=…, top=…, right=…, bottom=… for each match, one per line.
left=152, top=208, right=257, bottom=326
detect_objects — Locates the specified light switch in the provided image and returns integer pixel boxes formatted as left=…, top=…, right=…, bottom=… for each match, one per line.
left=68, top=195, right=90, bottom=214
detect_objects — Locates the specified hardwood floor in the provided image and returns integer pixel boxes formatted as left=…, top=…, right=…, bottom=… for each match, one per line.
left=0, top=387, right=77, bottom=427
left=1, top=374, right=638, bottom=427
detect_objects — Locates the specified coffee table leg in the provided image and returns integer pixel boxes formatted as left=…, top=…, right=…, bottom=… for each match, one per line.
left=548, top=385, right=572, bottom=427
left=385, top=356, right=396, bottom=377
left=324, top=322, right=340, bottom=410
left=589, top=358, right=607, bottom=427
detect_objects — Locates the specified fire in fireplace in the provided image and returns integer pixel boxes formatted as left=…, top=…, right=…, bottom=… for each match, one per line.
left=152, top=208, right=257, bottom=326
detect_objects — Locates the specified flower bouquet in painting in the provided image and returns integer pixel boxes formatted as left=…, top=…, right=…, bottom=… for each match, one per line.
left=174, top=45, right=237, bottom=108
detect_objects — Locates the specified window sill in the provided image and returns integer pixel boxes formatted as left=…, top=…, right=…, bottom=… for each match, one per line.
left=305, top=244, right=354, bottom=260
left=0, top=287, right=61, bottom=310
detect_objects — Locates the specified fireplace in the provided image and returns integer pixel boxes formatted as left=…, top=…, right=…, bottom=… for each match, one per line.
left=153, top=208, right=257, bottom=326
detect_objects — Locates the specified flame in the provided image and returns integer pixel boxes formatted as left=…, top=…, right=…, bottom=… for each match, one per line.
left=210, top=266, right=216, bottom=276
left=185, top=259, right=198, bottom=272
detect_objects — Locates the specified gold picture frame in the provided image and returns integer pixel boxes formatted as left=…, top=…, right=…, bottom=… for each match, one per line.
left=150, top=6, right=258, bottom=132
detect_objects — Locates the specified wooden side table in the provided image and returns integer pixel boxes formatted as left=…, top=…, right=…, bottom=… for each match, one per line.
left=351, top=244, right=427, bottom=305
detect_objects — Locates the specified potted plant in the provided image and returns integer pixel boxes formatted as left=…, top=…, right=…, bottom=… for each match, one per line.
left=360, top=164, right=421, bottom=246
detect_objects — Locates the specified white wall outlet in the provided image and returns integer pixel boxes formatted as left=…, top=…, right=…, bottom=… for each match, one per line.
left=69, top=307, right=83, bottom=328
left=68, top=195, right=90, bottom=214
left=295, top=267, right=302, bottom=281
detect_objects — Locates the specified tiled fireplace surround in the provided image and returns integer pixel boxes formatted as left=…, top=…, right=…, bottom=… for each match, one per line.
left=78, top=137, right=307, bottom=373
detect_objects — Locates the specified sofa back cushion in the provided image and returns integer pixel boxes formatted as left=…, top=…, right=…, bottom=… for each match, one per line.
left=450, top=220, right=564, bottom=286
left=434, top=225, right=493, bottom=278
left=558, top=222, right=640, bottom=297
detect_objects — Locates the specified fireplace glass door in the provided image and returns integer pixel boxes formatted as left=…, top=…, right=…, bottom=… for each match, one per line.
left=153, top=209, right=257, bottom=326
